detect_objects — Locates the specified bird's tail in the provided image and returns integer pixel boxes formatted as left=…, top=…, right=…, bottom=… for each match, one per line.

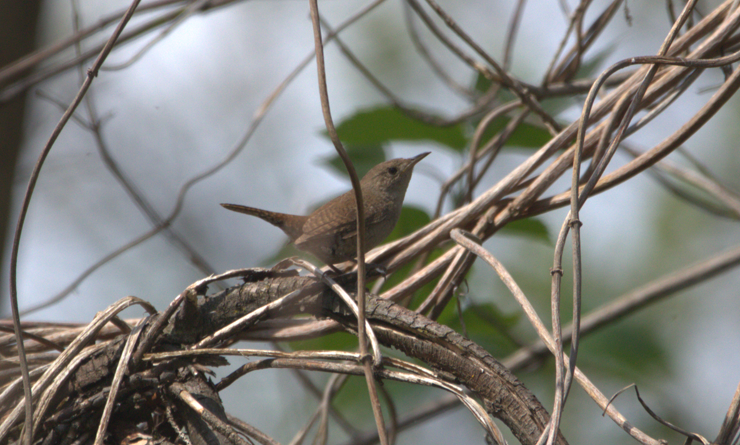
left=220, top=203, right=307, bottom=241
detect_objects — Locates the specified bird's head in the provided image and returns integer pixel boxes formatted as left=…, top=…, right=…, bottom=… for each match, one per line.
left=360, top=152, right=430, bottom=198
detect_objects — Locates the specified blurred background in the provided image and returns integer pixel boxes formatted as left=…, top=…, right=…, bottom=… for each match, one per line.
left=1, top=0, right=739, bottom=443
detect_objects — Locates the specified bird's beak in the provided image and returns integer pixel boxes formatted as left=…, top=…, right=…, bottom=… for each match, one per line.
left=407, top=151, right=431, bottom=167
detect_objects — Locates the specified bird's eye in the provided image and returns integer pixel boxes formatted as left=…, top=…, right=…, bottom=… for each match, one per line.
left=388, top=167, right=398, bottom=175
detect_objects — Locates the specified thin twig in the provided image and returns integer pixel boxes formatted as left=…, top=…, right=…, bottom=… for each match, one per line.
left=22, top=0, right=386, bottom=316
left=715, top=379, right=740, bottom=444
left=450, top=229, right=662, bottom=445
left=172, top=383, right=250, bottom=445
left=403, top=2, right=474, bottom=99
left=503, top=0, right=527, bottom=70
left=93, top=320, right=145, bottom=445
left=633, top=386, right=711, bottom=445
left=6, top=1, right=142, bottom=442
left=307, top=2, right=385, bottom=444
left=290, top=259, right=381, bottom=366
left=227, top=414, right=282, bottom=445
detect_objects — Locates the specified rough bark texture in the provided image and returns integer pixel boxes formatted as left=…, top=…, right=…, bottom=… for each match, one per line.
left=4, top=270, right=564, bottom=445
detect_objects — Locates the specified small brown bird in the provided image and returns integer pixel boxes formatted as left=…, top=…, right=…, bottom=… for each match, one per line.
left=221, top=152, right=429, bottom=266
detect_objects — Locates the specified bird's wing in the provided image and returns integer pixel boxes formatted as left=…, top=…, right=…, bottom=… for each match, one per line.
left=297, top=191, right=389, bottom=242
left=297, top=191, right=357, bottom=242
left=339, top=209, right=390, bottom=240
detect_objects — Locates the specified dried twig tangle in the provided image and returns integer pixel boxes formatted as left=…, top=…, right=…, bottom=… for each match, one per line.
left=4, top=1, right=740, bottom=445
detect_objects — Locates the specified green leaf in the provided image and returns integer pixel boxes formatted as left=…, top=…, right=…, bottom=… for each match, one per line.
left=387, top=205, right=431, bottom=242
left=440, top=301, right=523, bottom=356
left=477, top=117, right=552, bottom=149
left=465, top=302, right=520, bottom=331
left=508, top=122, right=552, bottom=148
left=331, top=106, right=467, bottom=151
left=472, top=71, right=493, bottom=94
left=580, top=321, right=669, bottom=379
left=322, top=144, right=386, bottom=179
left=373, top=205, right=434, bottom=296
left=377, top=245, right=445, bottom=304
left=575, top=44, right=617, bottom=79
left=500, top=217, right=551, bottom=244
left=373, top=206, right=433, bottom=298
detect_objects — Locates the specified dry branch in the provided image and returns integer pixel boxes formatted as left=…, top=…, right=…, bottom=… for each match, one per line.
left=4, top=1, right=740, bottom=444
left=2, top=268, right=564, bottom=445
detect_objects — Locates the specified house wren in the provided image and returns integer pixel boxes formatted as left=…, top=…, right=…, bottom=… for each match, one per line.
left=221, top=152, right=429, bottom=266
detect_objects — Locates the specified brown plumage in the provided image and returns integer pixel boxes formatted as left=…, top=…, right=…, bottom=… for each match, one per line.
left=221, top=152, right=429, bottom=265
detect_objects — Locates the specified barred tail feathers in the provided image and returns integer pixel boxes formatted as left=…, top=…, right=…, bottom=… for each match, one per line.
left=220, top=203, right=307, bottom=242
